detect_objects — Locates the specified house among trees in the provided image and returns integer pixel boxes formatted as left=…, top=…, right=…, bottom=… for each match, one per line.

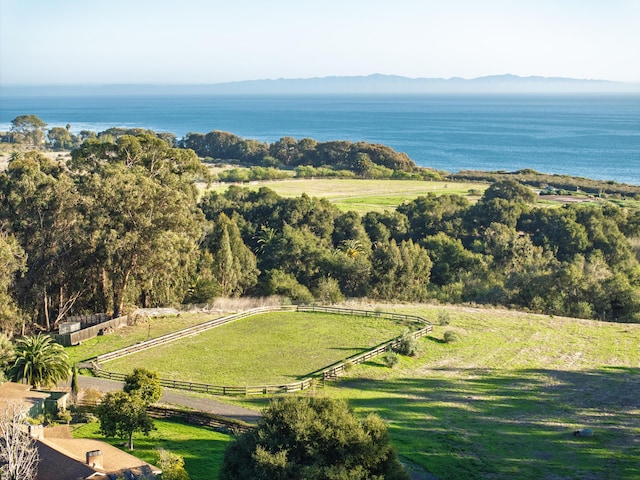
left=34, top=431, right=161, bottom=479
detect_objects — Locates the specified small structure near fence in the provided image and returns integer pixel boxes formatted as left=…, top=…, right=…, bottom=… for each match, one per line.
left=92, top=305, right=433, bottom=396
left=52, top=314, right=128, bottom=347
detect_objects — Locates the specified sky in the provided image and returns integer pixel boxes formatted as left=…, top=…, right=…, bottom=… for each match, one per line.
left=1, top=0, right=639, bottom=85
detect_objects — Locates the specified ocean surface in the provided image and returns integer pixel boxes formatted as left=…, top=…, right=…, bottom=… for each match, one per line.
left=1, top=94, right=639, bottom=184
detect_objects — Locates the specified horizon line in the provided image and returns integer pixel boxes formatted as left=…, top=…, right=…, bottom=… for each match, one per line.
left=2, top=73, right=640, bottom=88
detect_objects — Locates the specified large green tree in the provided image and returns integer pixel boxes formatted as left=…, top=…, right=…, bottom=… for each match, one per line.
left=220, top=397, right=409, bottom=480
left=0, top=152, right=85, bottom=330
left=70, top=134, right=206, bottom=317
left=10, top=115, right=47, bottom=146
left=8, top=334, right=70, bottom=388
left=0, top=233, right=25, bottom=335
left=201, top=213, right=259, bottom=297
left=97, top=390, right=154, bottom=450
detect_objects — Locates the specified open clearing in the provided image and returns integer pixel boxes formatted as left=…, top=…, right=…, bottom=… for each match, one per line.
left=204, top=178, right=487, bottom=212
left=229, top=305, right=640, bottom=480
left=100, top=311, right=411, bottom=385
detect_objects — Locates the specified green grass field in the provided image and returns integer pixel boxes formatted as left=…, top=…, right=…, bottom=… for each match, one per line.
left=226, top=305, right=640, bottom=480
left=334, top=307, right=640, bottom=479
left=204, top=178, right=487, bottom=212
left=72, top=418, right=232, bottom=480
left=101, top=311, right=411, bottom=385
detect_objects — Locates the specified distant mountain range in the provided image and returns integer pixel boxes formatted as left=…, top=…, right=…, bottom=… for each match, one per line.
left=200, top=74, right=640, bottom=94
left=3, top=74, right=640, bottom=96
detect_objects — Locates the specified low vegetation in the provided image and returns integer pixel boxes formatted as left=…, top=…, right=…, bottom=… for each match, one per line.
left=451, top=168, right=640, bottom=199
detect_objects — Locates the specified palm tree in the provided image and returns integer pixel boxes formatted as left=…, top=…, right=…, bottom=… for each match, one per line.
left=8, top=334, right=70, bottom=388
left=339, top=239, right=366, bottom=258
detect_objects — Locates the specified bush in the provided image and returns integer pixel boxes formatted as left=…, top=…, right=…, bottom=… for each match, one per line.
left=443, top=330, right=461, bottom=343
left=69, top=406, right=97, bottom=424
left=438, top=310, right=451, bottom=326
left=392, top=329, right=419, bottom=356
left=313, top=277, right=345, bottom=304
left=262, top=269, right=314, bottom=304
left=381, top=352, right=399, bottom=368
left=342, top=360, right=354, bottom=373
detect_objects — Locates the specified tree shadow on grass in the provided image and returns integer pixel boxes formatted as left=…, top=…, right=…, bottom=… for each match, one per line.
left=335, top=367, right=640, bottom=480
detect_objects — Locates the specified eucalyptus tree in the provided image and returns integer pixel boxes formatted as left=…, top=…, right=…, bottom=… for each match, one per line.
left=0, top=152, right=85, bottom=330
left=9, top=114, right=47, bottom=146
left=0, top=233, right=25, bottom=335
left=201, top=213, right=259, bottom=297
left=70, top=134, right=207, bottom=317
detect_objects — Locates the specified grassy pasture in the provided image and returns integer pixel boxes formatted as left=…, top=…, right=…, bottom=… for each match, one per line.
left=226, top=305, right=640, bottom=480
left=331, top=307, right=640, bottom=480
left=204, top=178, right=487, bottom=212
left=101, top=311, right=410, bottom=385
left=73, top=418, right=232, bottom=480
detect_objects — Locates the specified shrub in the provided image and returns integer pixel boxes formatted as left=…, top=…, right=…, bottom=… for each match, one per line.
left=313, top=277, right=345, bottom=304
left=438, top=310, right=451, bottom=326
left=220, top=397, right=410, bottom=480
left=381, top=352, right=399, bottom=368
left=342, top=360, right=354, bottom=373
left=443, top=330, right=461, bottom=343
left=262, top=270, right=314, bottom=305
left=392, top=329, right=419, bottom=356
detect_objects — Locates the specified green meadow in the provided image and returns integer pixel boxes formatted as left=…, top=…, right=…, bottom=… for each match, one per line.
left=224, top=306, right=640, bottom=480
left=205, top=178, right=487, bottom=212
left=100, top=311, right=410, bottom=385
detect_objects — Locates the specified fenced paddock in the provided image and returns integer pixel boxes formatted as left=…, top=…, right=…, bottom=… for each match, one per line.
left=92, top=305, right=432, bottom=396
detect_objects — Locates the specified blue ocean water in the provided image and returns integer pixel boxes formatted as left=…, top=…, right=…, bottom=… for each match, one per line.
left=1, top=94, right=639, bottom=184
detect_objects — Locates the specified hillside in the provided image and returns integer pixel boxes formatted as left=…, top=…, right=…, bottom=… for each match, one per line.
left=232, top=303, right=640, bottom=479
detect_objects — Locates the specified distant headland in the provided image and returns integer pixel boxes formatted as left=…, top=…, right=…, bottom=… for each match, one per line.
left=3, top=74, right=640, bottom=96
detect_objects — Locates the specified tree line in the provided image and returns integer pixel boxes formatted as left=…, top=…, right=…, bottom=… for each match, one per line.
left=1, top=131, right=640, bottom=336
left=2, top=115, right=440, bottom=180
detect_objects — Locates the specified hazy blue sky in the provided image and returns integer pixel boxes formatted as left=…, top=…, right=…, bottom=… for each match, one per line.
left=1, top=0, right=639, bottom=85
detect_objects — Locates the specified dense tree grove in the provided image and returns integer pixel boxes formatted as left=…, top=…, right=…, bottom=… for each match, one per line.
left=1, top=130, right=640, bottom=334
left=220, top=397, right=410, bottom=480
left=180, top=131, right=434, bottom=177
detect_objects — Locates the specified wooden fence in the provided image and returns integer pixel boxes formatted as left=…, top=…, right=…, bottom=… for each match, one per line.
left=66, top=313, right=110, bottom=326
left=52, top=315, right=129, bottom=347
left=146, top=406, right=254, bottom=434
left=92, top=305, right=432, bottom=396
left=94, top=305, right=297, bottom=364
